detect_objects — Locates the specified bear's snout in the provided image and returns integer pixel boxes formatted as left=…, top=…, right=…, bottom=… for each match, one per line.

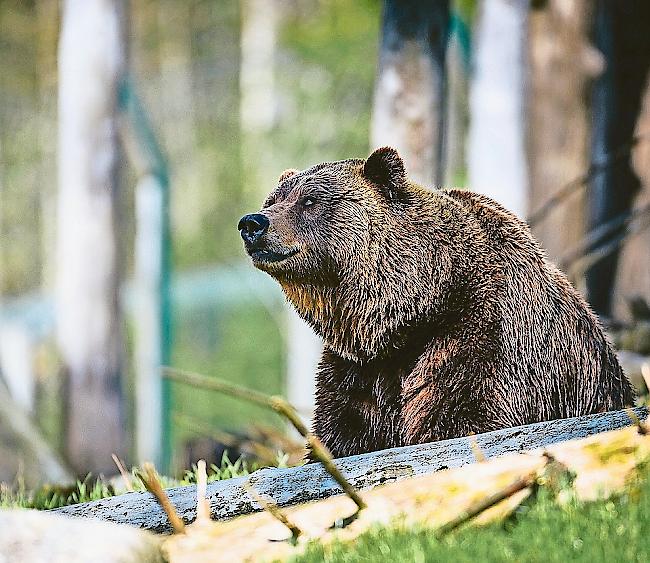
left=238, top=213, right=270, bottom=246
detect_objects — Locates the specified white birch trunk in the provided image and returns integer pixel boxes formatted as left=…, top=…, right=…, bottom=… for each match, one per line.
left=57, top=0, right=127, bottom=474
left=468, top=0, right=529, bottom=218
left=240, top=0, right=278, bottom=136
left=371, top=1, right=450, bottom=188
left=240, top=0, right=279, bottom=201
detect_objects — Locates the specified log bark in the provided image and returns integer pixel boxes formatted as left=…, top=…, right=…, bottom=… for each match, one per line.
left=55, top=407, right=647, bottom=533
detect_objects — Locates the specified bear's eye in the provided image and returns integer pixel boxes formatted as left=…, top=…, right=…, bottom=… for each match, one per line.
left=301, top=196, right=316, bottom=207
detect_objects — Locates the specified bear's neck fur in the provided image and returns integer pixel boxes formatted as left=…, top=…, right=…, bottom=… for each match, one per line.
left=279, top=187, right=496, bottom=363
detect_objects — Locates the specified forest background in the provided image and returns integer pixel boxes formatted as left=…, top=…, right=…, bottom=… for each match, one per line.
left=1, top=0, right=649, bottom=482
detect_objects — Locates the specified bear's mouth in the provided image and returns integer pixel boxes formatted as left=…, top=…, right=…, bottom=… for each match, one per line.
left=249, top=247, right=299, bottom=264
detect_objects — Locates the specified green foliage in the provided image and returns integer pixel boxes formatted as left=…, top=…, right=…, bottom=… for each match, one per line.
left=294, top=468, right=650, bottom=562
left=181, top=453, right=252, bottom=486
left=0, top=475, right=115, bottom=511
left=276, top=0, right=380, bottom=168
left=0, top=451, right=256, bottom=511
left=170, top=300, right=285, bottom=466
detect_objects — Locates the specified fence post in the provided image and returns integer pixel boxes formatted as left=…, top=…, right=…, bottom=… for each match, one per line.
left=119, top=79, right=172, bottom=470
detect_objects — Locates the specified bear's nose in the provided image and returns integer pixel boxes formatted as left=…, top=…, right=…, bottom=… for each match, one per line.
left=238, top=213, right=270, bottom=244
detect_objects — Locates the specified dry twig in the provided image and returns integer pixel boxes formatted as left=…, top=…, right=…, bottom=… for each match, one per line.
left=243, top=479, right=302, bottom=544
left=468, top=434, right=486, bottom=463
left=195, top=459, right=211, bottom=525
left=111, top=454, right=134, bottom=492
left=137, top=462, right=185, bottom=534
left=163, top=366, right=367, bottom=524
left=435, top=472, right=536, bottom=538
left=625, top=407, right=649, bottom=435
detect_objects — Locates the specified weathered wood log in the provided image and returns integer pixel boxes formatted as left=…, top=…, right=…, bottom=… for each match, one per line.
left=55, top=407, right=647, bottom=533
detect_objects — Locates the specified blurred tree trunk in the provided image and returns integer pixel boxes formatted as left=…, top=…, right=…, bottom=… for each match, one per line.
left=611, top=72, right=650, bottom=320
left=57, top=0, right=127, bottom=474
left=371, top=0, right=450, bottom=187
left=157, top=0, right=195, bottom=153
left=467, top=0, right=529, bottom=218
left=240, top=0, right=279, bottom=200
left=526, top=0, right=601, bottom=290
left=35, top=0, right=59, bottom=292
left=443, top=17, right=469, bottom=187
left=587, top=1, right=650, bottom=318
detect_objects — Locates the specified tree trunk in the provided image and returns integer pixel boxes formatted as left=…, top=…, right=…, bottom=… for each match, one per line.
left=370, top=0, right=450, bottom=187
left=587, top=1, right=650, bottom=318
left=526, top=0, right=600, bottom=289
left=240, top=0, right=280, bottom=201
left=612, top=72, right=650, bottom=320
left=443, top=20, right=469, bottom=187
left=57, top=0, right=127, bottom=474
left=35, top=0, right=59, bottom=292
left=467, top=0, right=529, bottom=218
left=286, top=308, right=321, bottom=430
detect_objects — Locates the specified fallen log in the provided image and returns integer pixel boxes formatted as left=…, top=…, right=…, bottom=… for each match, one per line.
left=55, top=407, right=648, bottom=533
left=166, top=423, right=650, bottom=562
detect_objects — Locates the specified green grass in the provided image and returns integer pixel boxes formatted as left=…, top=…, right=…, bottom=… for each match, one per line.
left=0, top=453, right=255, bottom=511
left=294, top=469, right=650, bottom=563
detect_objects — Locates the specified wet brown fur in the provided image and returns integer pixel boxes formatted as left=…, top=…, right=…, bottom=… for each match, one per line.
left=241, top=147, right=635, bottom=458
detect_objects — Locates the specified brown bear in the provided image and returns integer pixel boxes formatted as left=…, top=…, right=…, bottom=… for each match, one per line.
left=238, top=147, right=635, bottom=458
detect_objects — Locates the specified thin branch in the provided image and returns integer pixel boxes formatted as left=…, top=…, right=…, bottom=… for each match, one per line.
left=435, top=472, right=536, bottom=538
left=527, top=132, right=650, bottom=227
left=173, top=412, right=280, bottom=465
left=137, top=462, right=185, bottom=534
left=243, top=479, right=302, bottom=544
left=624, top=408, right=649, bottom=436
left=163, top=367, right=367, bottom=519
left=195, top=459, right=211, bottom=524
left=111, top=454, right=134, bottom=492
left=565, top=210, right=650, bottom=280
left=560, top=201, right=650, bottom=270
left=468, top=434, right=486, bottom=463
left=164, top=367, right=279, bottom=409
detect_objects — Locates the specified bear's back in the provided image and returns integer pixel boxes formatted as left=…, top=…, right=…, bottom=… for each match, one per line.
left=438, top=188, right=633, bottom=421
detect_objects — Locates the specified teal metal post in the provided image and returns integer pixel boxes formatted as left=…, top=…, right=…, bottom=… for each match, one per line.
left=119, top=78, right=173, bottom=471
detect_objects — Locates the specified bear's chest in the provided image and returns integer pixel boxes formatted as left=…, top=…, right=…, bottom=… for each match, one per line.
left=349, top=358, right=419, bottom=420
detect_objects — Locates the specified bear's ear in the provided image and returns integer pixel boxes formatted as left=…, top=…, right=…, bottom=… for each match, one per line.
left=362, top=147, right=407, bottom=200
left=278, top=169, right=299, bottom=183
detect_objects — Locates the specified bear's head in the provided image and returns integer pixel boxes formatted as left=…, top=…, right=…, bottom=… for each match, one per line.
left=238, top=147, right=452, bottom=361
left=238, top=147, right=407, bottom=280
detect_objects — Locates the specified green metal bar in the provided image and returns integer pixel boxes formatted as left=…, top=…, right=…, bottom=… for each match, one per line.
left=118, top=77, right=173, bottom=472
